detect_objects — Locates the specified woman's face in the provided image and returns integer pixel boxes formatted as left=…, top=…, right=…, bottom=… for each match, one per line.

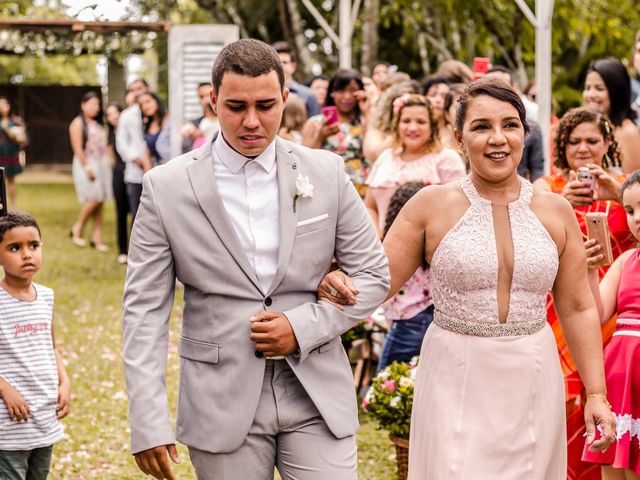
left=139, top=94, right=158, bottom=117
left=331, top=79, right=360, bottom=115
left=623, top=183, right=640, bottom=241
left=564, top=121, right=609, bottom=171
left=81, top=97, right=101, bottom=119
left=455, top=95, right=524, bottom=181
left=106, top=105, right=120, bottom=127
left=583, top=71, right=611, bottom=117
left=310, top=78, right=329, bottom=106
left=0, top=99, right=10, bottom=117
left=426, top=83, right=450, bottom=119
left=398, top=105, right=432, bottom=153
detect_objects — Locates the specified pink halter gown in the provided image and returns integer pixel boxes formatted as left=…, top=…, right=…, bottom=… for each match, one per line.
left=408, top=175, right=566, bottom=479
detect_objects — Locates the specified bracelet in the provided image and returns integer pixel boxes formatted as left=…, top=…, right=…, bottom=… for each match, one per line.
left=586, top=393, right=612, bottom=409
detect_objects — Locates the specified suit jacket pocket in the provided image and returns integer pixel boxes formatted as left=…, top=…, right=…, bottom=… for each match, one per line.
left=295, top=214, right=331, bottom=236
left=179, top=336, right=219, bottom=364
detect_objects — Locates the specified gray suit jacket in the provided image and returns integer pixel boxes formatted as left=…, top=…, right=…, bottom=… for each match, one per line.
left=122, top=135, right=390, bottom=454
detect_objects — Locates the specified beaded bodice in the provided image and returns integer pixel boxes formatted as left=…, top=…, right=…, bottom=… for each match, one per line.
left=431, top=175, right=559, bottom=325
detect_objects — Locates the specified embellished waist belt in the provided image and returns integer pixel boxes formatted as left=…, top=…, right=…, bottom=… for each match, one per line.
left=433, top=310, right=546, bottom=337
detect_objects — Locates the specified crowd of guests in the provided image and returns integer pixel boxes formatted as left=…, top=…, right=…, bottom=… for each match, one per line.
left=2, top=35, right=640, bottom=479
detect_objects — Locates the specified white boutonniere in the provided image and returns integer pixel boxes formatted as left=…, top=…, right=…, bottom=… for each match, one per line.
left=293, top=173, right=313, bottom=212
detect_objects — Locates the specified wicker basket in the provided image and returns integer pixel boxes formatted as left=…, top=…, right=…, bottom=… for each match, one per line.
left=390, top=436, right=409, bottom=480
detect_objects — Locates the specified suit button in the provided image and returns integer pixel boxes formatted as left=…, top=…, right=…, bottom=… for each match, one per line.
left=264, top=297, right=272, bottom=307
left=255, top=350, right=264, bottom=358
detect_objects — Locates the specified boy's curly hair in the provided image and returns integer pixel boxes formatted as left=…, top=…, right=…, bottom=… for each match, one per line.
left=554, top=107, right=621, bottom=170
left=0, top=211, right=41, bottom=243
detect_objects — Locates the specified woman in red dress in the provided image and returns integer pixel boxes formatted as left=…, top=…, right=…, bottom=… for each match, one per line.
left=534, top=107, right=636, bottom=480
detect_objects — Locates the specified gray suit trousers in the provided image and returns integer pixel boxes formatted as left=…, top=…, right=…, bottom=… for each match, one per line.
left=189, top=360, right=358, bottom=480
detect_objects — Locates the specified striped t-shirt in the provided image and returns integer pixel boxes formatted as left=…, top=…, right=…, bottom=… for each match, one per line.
left=0, top=283, right=65, bottom=450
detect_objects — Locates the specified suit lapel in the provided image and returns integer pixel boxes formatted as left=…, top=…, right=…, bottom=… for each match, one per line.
left=186, top=137, right=262, bottom=294
left=268, top=139, right=300, bottom=295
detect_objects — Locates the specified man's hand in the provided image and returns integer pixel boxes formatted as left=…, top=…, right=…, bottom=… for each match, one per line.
left=318, top=270, right=359, bottom=309
left=0, top=380, right=29, bottom=422
left=134, top=444, right=181, bottom=480
left=57, top=379, right=71, bottom=419
left=250, top=311, right=298, bottom=357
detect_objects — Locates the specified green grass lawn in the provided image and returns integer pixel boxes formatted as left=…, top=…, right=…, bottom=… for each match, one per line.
left=12, top=180, right=397, bottom=479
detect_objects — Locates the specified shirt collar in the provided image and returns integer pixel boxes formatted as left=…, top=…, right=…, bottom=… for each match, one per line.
left=214, top=132, right=277, bottom=174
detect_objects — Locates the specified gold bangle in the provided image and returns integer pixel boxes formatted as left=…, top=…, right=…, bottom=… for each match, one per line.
left=587, top=393, right=612, bottom=409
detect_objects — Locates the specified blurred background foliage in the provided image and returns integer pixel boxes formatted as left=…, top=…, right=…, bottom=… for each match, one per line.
left=0, top=0, right=638, bottom=115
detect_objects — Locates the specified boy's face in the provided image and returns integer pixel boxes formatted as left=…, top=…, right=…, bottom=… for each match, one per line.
left=0, top=226, right=42, bottom=282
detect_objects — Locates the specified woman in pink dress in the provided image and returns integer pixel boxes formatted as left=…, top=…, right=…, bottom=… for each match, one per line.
left=320, top=79, right=616, bottom=478
left=365, top=93, right=465, bottom=370
left=583, top=170, right=640, bottom=479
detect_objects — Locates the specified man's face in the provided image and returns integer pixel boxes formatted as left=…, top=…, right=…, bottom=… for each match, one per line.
left=211, top=71, right=288, bottom=157
left=277, top=52, right=296, bottom=83
left=198, top=84, right=214, bottom=113
left=129, top=80, right=148, bottom=99
left=372, top=64, right=389, bottom=88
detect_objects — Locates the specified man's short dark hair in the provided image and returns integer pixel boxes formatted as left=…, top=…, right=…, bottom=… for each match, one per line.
left=271, top=41, right=296, bottom=63
left=211, top=39, right=285, bottom=93
left=0, top=211, right=41, bottom=243
left=127, top=78, right=149, bottom=90
left=198, top=82, right=212, bottom=90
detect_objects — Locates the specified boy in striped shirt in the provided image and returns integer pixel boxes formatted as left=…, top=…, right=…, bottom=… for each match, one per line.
left=0, top=212, right=70, bottom=479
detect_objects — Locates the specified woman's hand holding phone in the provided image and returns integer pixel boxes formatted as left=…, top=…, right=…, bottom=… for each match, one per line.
left=588, top=163, right=622, bottom=202
left=584, top=238, right=604, bottom=270
left=563, top=170, right=594, bottom=207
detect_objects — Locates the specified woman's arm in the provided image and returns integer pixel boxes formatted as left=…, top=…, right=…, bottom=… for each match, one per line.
left=363, top=189, right=380, bottom=237
left=616, top=120, right=640, bottom=173
left=362, top=127, right=392, bottom=165
left=382, top=189, right=430, bottom=300
left=550, top=197, right=616, bottom=451
left=584, top=239, right=624, bottom=323
left=69, top=118, right=87, bottom=164
left=69, top=118, right=95, bottom=181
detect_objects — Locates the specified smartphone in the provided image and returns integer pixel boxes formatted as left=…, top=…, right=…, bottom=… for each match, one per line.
left=472, top=57, right=491, bottom=80
left=322, top=106, right=338, bottom=126
left=576, top=166, right=594, bottom=192
left=0, top=167, right=6, bottom=217
left=586, top=212, right=613, bottom=267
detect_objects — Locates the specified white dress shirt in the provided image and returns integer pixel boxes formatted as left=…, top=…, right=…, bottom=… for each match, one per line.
left=116, top=104, right=146, bottom=184
left=212, top=133, right=280, bottom=294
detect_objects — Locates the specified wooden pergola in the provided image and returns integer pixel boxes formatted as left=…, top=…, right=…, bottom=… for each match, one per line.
left=0, top=18, right=170, bottom=101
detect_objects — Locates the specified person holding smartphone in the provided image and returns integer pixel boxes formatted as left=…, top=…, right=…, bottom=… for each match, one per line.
left=534, top=107, right=635, bottom=480
left=582, top=170, right=640, bottom=479
left=302, top=69, right=369, bottom=195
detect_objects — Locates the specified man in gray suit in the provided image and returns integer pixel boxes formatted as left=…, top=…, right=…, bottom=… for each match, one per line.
left=122, top=39, right=389, bottom=480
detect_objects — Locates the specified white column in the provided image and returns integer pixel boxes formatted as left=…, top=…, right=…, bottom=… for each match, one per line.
left=536, top=0, right=554, bottom=174
left=339, top=0, right=352, bottom=69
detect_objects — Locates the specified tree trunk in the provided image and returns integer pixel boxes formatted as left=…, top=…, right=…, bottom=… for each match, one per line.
left=223, top=3, right=249, bottom=38
left=284, top=0, right=314, bottom=77
left=417, top=31, right=431, bottom=77
left=360, top=0, right=379, bottom=75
